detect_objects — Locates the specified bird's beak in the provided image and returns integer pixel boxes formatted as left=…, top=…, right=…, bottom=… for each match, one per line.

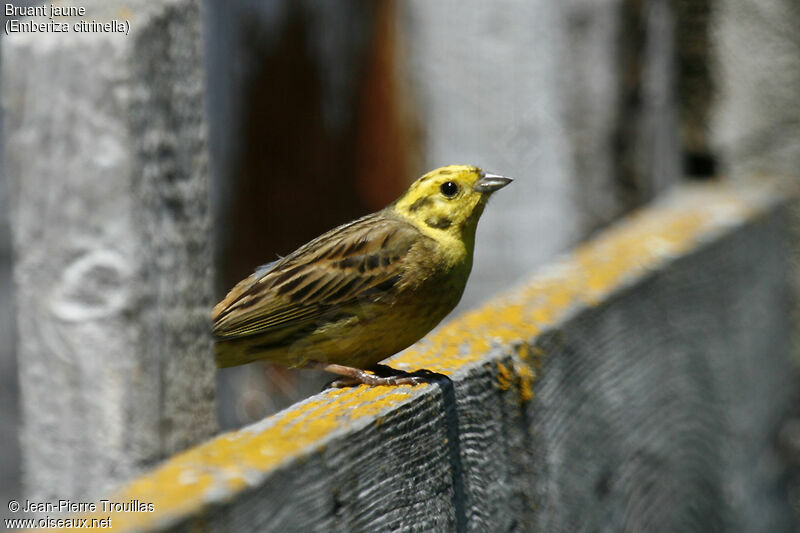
left=474, top=172, right=513, bottom=193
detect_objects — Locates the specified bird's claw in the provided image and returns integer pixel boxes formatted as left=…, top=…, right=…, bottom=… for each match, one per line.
left=319, top=364, right=447, bottom=389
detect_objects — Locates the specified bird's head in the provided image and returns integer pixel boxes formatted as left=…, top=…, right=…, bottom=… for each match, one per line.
left=392, top=165, right=512, bottom=244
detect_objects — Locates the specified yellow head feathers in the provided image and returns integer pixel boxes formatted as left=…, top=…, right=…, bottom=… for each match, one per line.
left=392, top=165, right=512, bottom=241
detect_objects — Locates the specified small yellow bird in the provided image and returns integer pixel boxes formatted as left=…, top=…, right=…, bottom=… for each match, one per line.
left=213, top=165, right=512, bottom=386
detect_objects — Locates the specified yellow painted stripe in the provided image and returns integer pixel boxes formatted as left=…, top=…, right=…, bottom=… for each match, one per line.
left=70, top=180, right=783, bottom=531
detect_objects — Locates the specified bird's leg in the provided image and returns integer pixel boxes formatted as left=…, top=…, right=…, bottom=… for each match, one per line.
left=307, top=361, right=430, bottom=387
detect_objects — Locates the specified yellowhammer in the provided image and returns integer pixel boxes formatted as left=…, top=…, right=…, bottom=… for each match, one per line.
left=213, top=165, right=512, bottom=386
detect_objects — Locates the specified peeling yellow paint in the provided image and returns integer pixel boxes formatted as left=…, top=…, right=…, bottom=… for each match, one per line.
left=496, top=362, right=513, bottom=391
left=76, top=387, right=414, bottom=531
left=68, top=180, right=782, bottom=532
left=515, top=360, right=537, bottom=403
left=496, top=356, right=537, bottom=404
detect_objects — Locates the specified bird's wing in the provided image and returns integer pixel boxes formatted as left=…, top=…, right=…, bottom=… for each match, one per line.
left=212, top=213, right=423, bottom=340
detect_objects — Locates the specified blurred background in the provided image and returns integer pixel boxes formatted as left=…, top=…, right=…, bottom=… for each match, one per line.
left=2, top=0, right=799, bottom=513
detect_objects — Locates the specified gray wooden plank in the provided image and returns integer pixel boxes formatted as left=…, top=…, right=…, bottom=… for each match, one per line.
left=2, top=0, right=216, bottom=502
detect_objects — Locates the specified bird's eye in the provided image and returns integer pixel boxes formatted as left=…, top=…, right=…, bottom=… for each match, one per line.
left=440, top=181, right=459, bottom=198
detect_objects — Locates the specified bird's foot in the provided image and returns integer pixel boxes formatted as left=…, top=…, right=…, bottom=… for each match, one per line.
left=312, top=362, right=445, bottom=388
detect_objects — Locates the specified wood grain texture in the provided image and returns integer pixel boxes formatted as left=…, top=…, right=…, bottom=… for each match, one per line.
left=77, top=181, right=795, bottom=532
left=3, top=0, right=216, bottom=502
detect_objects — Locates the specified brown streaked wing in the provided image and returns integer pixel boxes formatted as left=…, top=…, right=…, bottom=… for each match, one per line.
left=212, top=212, right=424, bottom=340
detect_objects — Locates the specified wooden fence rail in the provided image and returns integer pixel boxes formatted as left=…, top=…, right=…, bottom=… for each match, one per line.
left=64, top=179, right=796, bottom=532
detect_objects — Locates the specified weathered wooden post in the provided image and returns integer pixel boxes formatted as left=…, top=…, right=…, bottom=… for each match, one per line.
left=0, top=123, right=17, bottom=507
left=712, top=0, right=800, bottom=179
left=2, top=0, right=216, bottom=501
